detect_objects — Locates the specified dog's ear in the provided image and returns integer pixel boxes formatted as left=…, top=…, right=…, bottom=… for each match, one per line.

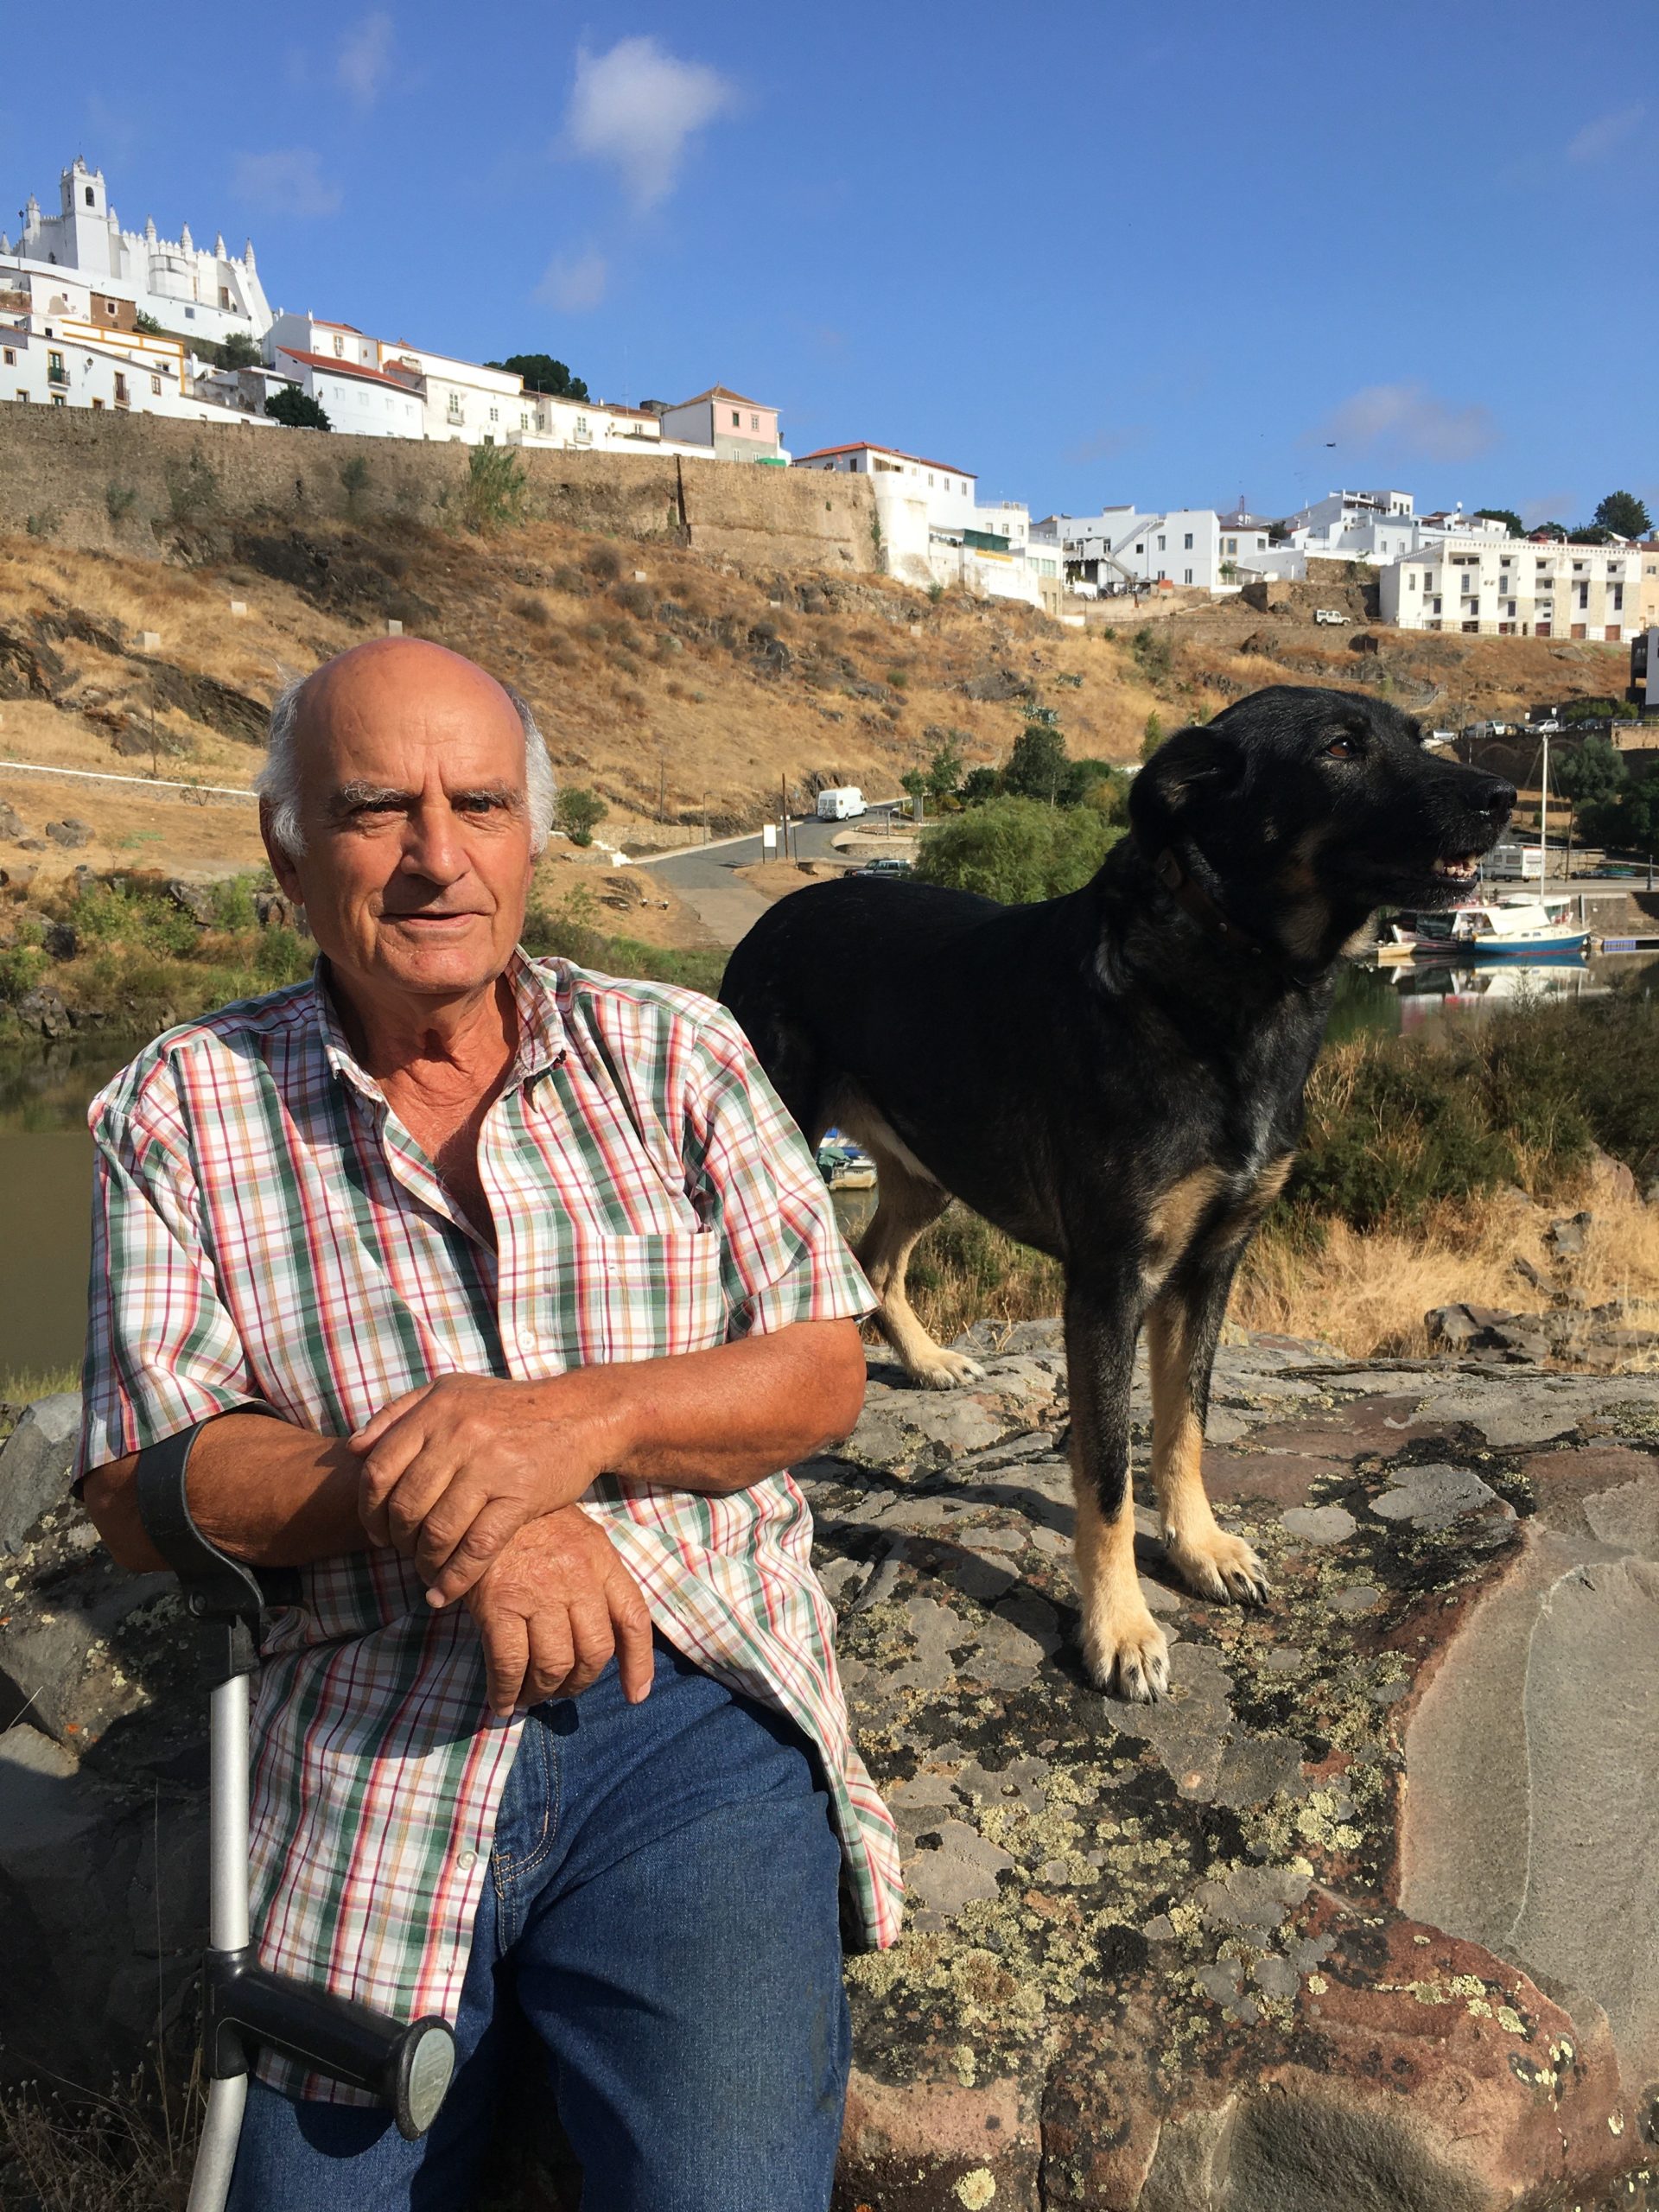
left=1128, top=725, right=1243, bottom=854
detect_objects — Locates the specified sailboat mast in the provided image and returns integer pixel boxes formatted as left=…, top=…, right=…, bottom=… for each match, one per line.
left=1539, top=731, right=1549, bottom=880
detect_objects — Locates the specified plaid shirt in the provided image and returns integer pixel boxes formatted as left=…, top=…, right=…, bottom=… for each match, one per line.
left=79, top=953, right=901, bottom=2101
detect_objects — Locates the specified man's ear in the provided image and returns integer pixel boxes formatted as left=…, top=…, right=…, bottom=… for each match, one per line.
left=1128, top=726, right=1243, bottom=855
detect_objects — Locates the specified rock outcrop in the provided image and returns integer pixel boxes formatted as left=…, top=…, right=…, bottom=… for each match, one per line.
left=3, top=1332, right=1657, bottom=2208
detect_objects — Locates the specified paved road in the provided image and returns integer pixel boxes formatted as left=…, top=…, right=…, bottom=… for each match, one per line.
left=637, top=805, right=908, bottom=946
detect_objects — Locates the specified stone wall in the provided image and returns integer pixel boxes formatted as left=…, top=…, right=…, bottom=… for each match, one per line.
left=0, top=410, right=880, bottom=574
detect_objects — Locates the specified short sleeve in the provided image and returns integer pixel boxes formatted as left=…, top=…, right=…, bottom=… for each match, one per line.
left=682, top=1007, right=874, bottom=1341
left=77, top=1073, right=264, bottom=1481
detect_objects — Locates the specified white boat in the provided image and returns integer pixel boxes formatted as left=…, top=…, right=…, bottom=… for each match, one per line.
left=1391, top=894, right=1590, bottom=960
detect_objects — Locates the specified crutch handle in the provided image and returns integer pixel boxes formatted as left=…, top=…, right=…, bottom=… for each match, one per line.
left=205, top=1950, right=456, bottom=2141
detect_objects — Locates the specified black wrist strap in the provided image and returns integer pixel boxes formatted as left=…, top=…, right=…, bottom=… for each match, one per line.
left=133, top=1409, right=298, bottom=1630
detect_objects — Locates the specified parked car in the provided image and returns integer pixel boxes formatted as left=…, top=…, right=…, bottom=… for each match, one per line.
left=857, top=856, right=912, bottom=878
left=1313, top=608, right=1351, bottom=626
left=816, top=785, right=867, bottom=822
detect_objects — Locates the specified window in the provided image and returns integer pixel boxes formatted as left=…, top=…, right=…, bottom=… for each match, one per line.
left=1433, top=598, right=1443, bottom=614
left=575, top=415, right=588, bottom=435
left=1184, top=568, right=1193, bottom=584
left=731, top=410, right=741, bottom=427
left=51, top=393, right=65, bottom=406
left=1184, top=531, right=1193, bottom=550
left=489, top=406, right=499, bottom=423
left=1612, top=583, right=1624, bottom=611
left=92, top=396, right=105, bottom=409
left=1408, top=572, right=1417, bottom=590
left=750, top=413, right=760, bottom=430
left=47, top=349, right=66, bottom=383
left=927, top=474, right=933, bottom=486
left=85, top=185, right=94, bottom=207
left=1157, top=534, right=1166, bottom=551
left=1224, top=537, right=1236, bottom=556
left=184, top=307, right=194, bottom=320
left=1579, top=582, right=1589, bottom=609
left=520, top=411, right=530, bottom=429
left=1, top=348, right=11, bottom=366
left=1135, top=542, right=1143, bottom=555
left=220, top=289, right=230, bottom=308
left=151, top=374, right=162, bottom=394
left=114, top=372, right=127, bottom=403
left=334, top=336, right=345, bottom=357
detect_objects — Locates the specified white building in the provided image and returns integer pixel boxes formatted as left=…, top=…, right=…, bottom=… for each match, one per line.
left=0, top=157, right=271, bottom=349
left=1041, top=507, right=1228, bottom=593
left=1283, top=488, right=1510, bottom=565
left=267, top=344, right=424, bottom=438
left=1381, top=537, right=1643, bottom=639
left=0, top=300, right=272, bottom=429
left=794, top=442, right=978, bottom=524
left=654, top=386, right=785, bottom=462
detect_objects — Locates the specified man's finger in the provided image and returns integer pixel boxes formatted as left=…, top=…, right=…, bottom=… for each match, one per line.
left=524, top=1609, right=576, bottom=1709
left=421, top=1499, right=528, bottom=1606
left=349, top=1381, right=435, bottom=1454
left=480, top=1610, right=531, bottom=1721
left=356, top=1412, right=437, bottom=1527
left=559, top=1593, right=616, bottom=1700
left=608, top=1573, right=655, bottom=1704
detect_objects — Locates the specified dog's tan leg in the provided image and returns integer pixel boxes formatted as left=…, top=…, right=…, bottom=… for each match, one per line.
left=855, top=1147, right=983, bottom=1390
left=1146, top=1291, right=1268, bottom=1606
left=1065, top=1281, right=1167, bottom=1700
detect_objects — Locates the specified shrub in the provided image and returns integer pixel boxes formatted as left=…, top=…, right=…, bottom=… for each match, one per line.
left=1141, top=712, right=1165, bottom=762
left=522, top=897, right=724, bottom=995
left=555, top=788, right=608, bottom=847
left=1129, top=626, right=1173, bottom=683
left=104, top=483, right=138, bottom=526
left=1002, top=723, right=1071, bottom=805
left=913, top=795, right=1122, bottom=903
left=458, top=444, right=528, bottom=534
left=264, top=387, right=331, bottom=431
left=0, top=943, right=46, bottom=1002
left=582, top=544, right=622, bottom=582
left=338, top=454, right=371, bottom=512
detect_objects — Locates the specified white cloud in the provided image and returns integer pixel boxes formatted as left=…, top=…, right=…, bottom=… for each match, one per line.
left=563, top=36, right=737, bottom=210
left=232, top=149, right=342, bottom=218
left=338, top=13, right=395, bottom=108
left=536, top=250, right=608, bottom=314
left=1566, top=104, right=1644, bottom=163
left=1316, top=382, right=1497, bottom=464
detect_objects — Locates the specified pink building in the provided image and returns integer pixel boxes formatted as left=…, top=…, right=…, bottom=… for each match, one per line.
left=653, top=385, right=783, bottom=461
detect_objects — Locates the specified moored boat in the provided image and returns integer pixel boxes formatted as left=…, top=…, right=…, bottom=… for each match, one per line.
left=1389, top=894, right=1590, bottom=960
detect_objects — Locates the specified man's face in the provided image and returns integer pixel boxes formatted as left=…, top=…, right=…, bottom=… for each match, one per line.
left=264, top=641, right=536, bottom=1007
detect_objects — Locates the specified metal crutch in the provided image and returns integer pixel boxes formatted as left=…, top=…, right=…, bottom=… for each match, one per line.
left=134, top=1423, right=457, bottom=2212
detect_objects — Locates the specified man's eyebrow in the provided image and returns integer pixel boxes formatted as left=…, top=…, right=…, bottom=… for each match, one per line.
left=326, top=781, right=525, bottom=814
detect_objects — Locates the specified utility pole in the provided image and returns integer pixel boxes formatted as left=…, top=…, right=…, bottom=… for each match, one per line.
left=1539, top=729, right=1550, bottom=884
left=658, top=748, right=667, bottom=825
left=780, top=773, right=790, bottom=861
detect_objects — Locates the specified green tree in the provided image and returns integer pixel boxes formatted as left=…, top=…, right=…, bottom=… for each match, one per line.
left=133, top=309, right=162, bottom=335
left=1530, top=520, right=1568, bottom=541
left=899, top=770, right=929, bottom=816
left=556, top=788, right=608, bottom=847
left=1141, top=711, right=1165, bottom=763
left=957, top=766, right=1001, bottom=806
left=486, top=353, right=591, bottom=402
left=219, top=332, right=263, bottom=370
left=1616, top=780, right=1659, bottom=856
left=1069, top=760, right=1131, bottom=822
left=1552, top=735, right=1627, bottom=860
left=338, top=454, right=371, bottom=511
left=1592, top=491, right=1652, bottom=540
left=1568, top=526, right=1616, bottom=546
left=1473, top=508, right=1524, bottom=537
left=265, top=386, right=331, bottom=430
left=924, top=731, right=964, bottom=802
left=1002, top=721, right=1071, bottom=806
left=913, top=796, right=1122, bottom=903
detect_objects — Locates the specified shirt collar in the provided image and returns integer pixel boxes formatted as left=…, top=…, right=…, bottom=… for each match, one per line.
left=312, top=947, right=567, bottom=1104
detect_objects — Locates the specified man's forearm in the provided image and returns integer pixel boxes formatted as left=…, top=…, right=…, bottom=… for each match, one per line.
left=82, top=1413, right=368, bottom=1572
left=585, top=1319, right=868, bottom=1495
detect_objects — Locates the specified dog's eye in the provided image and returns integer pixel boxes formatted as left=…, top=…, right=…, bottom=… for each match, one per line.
left=1323, top=735, right=1361, bottom=760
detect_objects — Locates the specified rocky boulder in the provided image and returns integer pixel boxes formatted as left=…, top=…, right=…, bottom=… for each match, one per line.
left=2, top=1338, right=1657, bottom=2209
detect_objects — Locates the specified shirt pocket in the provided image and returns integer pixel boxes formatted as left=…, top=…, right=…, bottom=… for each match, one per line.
left=558, top=1228, right=729, bottom=1368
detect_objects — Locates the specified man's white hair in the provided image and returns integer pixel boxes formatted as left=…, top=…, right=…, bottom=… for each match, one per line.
left=255, top=667, right=557, bottom=860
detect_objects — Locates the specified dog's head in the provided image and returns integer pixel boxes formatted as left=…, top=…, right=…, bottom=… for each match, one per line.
left=1128, top=685, right=1515, bottom=968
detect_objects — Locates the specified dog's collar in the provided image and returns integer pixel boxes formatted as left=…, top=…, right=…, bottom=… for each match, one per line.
left=1152, top=847, right=1316, bottom=993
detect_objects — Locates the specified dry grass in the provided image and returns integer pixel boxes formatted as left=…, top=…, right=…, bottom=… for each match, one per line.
left=0, top=2067, right=198, bottom=2212
left=896, top=1185, right=1659, bottom=1369
left=1235, top=1182, right=1659, bottom=1360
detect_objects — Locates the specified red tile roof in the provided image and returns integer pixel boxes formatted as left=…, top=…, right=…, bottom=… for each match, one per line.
left=276, top=346, right=416, bottom=392
left=673, top=385, right=772, bottom=410
left=795, top=441, right=973, bottom=479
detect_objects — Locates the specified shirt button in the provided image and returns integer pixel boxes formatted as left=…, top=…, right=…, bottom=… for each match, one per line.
left=455, top=1849, right=478, bottom=1872
left=520, top=1329, right=537, bottom=1350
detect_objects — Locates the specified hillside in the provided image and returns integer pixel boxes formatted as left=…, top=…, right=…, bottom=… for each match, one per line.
left=0, top=504, right=1631, bottom=915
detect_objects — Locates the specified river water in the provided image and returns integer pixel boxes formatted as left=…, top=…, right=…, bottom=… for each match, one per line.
left=3, top=951, right=1656, bottom=1385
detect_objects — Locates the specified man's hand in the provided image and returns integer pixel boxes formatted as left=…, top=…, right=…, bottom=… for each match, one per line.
left=464, top=1505, right=655, bottom=1719
left=353, top=1372, right=624, bottom=1607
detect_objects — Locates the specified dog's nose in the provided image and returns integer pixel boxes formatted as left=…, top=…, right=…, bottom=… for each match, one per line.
left=1477, top=777, right=1516, bottom=823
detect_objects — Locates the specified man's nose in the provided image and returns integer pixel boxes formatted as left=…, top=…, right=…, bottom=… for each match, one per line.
left=401, top=801, right=467, bottom=880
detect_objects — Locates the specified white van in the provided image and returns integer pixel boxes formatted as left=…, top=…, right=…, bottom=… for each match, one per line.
left=816, top=786, right=868, bottom=822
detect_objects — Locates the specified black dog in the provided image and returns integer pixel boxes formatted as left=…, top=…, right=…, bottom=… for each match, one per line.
left=720, top=686, right=1513, bottom=1700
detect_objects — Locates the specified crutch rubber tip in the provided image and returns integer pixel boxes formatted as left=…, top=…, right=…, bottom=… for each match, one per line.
left=395, top=2017, right=456, bottom=2140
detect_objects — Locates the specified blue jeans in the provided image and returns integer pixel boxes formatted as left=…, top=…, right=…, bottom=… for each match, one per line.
left=226, top=1638, right=849, bottom=2211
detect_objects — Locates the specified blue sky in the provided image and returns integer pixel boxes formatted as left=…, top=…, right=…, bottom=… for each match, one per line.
left=8, top=1, right=1656, bottom=524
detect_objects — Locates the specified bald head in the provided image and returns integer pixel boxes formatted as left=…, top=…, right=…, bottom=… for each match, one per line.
left=257, top=639, right=556, bottom=861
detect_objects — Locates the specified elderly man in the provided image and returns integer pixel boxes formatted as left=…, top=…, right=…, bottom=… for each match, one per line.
left=79, top=638, right=900, bottom=2210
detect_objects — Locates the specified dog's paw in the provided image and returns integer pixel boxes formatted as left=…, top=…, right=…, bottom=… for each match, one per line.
left=908, top=1348, right=987, bottom=1391
left=1081, top=1607, right=1170, bottom=1703
left=1165, top=1526, right=1271, bottom=1608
